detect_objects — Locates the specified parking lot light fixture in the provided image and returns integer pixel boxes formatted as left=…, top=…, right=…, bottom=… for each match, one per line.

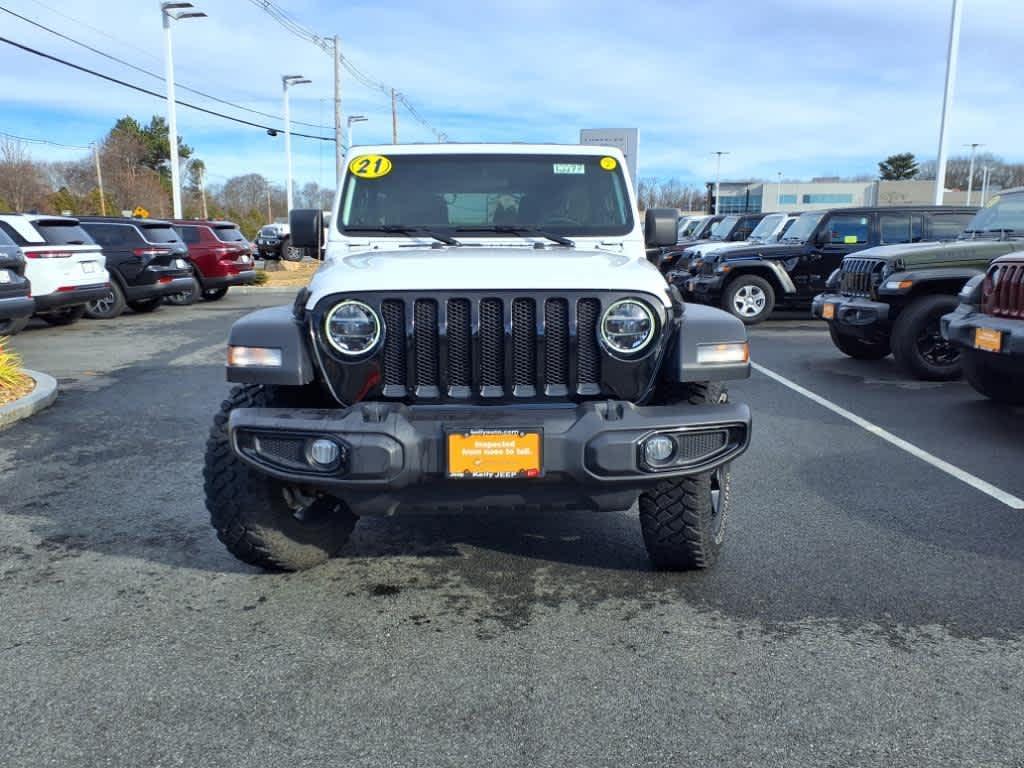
left=964, top=143, right=983, bottom=205
left=283, top=75, right=312, bottom=213
left=933, top=0, right=964, bottom=205
left=347, top=115, right=368, bottom=154
left=160, top=1, right=206, bottom=220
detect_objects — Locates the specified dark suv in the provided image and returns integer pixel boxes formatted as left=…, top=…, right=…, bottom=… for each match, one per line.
left=78, top=217, right=194, bottom=319
left=168, top=220, right=257, bottom=304
left=684, top=206, right=977, bottom=324
left=0, top=226, right=33, bottom=335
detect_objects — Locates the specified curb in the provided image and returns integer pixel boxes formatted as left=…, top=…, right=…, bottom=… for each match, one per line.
left=0, top=369, right=59, bottom=431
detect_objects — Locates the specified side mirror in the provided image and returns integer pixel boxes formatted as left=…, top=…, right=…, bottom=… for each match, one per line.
left=289, top=208, right=323, bottom=250
left=646, top=248, right=665, bottom=268
left=644, top=208, right=678, bottom=248
left=814, top=228, right=831, bottom=247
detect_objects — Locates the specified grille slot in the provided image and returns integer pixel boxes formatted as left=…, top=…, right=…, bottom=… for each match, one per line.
left=675, top=431, right=728, bottom=461
left=545, top=299, right=569, bottom=394
left=381, top=300, right=406, bottom=391
left=577, top=298, right=601, bottom=389
left=414, top=299, right=439, bottom=396
left=446, top=299, right=471, bottom=390
left=984, top=261, right=1024, bottom=318
left=479, top=298, right=505, bottom=393
left=512, top=298, right=537, bottom=396
left=840, top=258, right=885, bottom=298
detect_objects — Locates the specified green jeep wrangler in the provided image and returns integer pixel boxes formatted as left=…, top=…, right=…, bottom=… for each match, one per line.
left=812, top=189, right=1024, bottom=380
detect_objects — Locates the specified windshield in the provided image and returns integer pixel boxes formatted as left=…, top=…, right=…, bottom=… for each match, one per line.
left=709, top=216, right=738, bottom=240
left=34, top=220, right=94, bottom=245
left=679, top=218, right=703, bottom=238
left=259, top=226, right=280, bottom=237
left=963, top=193, right=1024, bottom=235
left=781, top=212, right=825, bottom=242
left=214, top=226, right=246, bottom=243
left=340, top=153, right=633, bottom=237
left=748, top=213, right=785, bottom=241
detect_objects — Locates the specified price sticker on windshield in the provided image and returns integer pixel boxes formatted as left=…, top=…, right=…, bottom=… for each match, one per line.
left=553, top=163, right=585, bottom=174
left=349, top=155, right=392, bottom=179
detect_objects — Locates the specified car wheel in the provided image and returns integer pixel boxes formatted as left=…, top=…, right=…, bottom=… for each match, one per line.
left=891, top=294, right=962, bottom=380
left=127, top=297, right=162, bottom=313
left=40, top=305, right=87, bottom=326
left=828, top=324, right=891, bottom=360
left=84, top=281, right=127, bottom=320
left=723, top=275, right=775, bottom=325
left=204, top=384, right=358, bottom=571
left=281, top=238, right=303, bottom=262
left=0, top=316, right=30, bottom=336
left=164, top=276, right=200, bottom=306
left=202, top=287, right=229, bottom=302
left=638, top=381, right=731, bottom=571
left=962, top=349, right=1024, bottom=405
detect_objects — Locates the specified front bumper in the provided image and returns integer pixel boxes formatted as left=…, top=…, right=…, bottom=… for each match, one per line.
left=942, top=305, right=1024, bottom=358
left=228, top=400, right=752, bottom=515
left=682, top=274, right=723, bottom=303
left=203, top=269, right=257, bottom=291
left=33, top=283, right=111, bottom=312
left=812, top=293, right=891, bottom=339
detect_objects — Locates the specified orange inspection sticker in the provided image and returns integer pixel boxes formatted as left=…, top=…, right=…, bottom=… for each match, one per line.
left=823, top=303, right=836, bottom=320
left=974, top=327, right=1003, bottom=353
left=447, top=430, right=542, bottom=479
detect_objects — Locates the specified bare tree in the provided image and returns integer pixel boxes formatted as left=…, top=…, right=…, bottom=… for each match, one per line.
left=0, top=138, right=48, bottom=211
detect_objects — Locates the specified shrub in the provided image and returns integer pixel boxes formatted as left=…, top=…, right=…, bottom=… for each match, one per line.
left=0, top=338, right=31, bottom=404
left=253, top=269, right=269, bottom=286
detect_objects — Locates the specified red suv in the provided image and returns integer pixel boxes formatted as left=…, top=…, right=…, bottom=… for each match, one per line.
left=167, top=220, right=256, bottom=303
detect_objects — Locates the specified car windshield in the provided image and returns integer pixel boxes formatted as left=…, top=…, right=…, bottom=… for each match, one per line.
left=747, top=214, right=785, bottom=241
left=679, top=218, right=703, bottom=238
left=214, top=226, right=246, bottom=243
left=33, top=220, right=94, bottom=245
left=962, top=193, right=1024, bottom=236
left=140, top=224, right=182, bottom=244
left=708, top=216, right=738, bottom=240
left=339, top=153, right=633, bottom=237
left=259, top=226, right=279, bottom=236
left=781, top=212, right=825, bottom=242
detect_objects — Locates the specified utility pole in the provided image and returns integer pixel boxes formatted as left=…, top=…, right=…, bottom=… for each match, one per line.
left=391, top=88, right=398, bottom=144
left=91, top=142, right=106, bottom=216
left=266, top=188, right=272, bottom=223
left=777, top=171, right=782, bottom=210
left=964, top=142, right=982, bottom=205
left=333, top=35, right=343, bottom=184
left=160, top=2, right=206, bottom=219
left=712, top=151, right=729, bottom=215
left=934, top=0, right=964, bottom=205
left=198, top=164, right=208, bottom=219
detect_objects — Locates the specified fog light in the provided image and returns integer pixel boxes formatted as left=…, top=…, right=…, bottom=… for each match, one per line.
left=643, top=435, right=676, bottom=465
left=308, top=439, right=340, bottom=467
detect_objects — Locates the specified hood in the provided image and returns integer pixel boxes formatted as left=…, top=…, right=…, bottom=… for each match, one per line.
left=717, top=242, right=807, bottom=263
left=305, top=246, right=672, bottom=308
left=854, top=238, right=1024, bottom=269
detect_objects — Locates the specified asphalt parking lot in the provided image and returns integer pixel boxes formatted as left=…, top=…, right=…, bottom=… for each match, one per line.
left=2, top=293, right=1024, bottom=767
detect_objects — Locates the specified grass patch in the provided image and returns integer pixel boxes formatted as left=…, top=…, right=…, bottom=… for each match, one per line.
left=0, top=338, right=33, bottom=407
left=259, top=261, right=320, bottom=287
left=253, top=269, right=270, bottom=285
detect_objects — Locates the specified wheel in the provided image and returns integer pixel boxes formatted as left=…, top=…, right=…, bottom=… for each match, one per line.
left=40, top=305, right=86, bottom=326
left=890, top=295, right=962, bottom=380
left=828, top=324, right=891, bottom=360
left=164, top=276, right=200, bottom=306
left=962, top=350, right=1024, bottom=405
left=204, top=384, right=358, bottom=571
left=280, top=238, right=303, bottom=262
left=127, top=297, right=162, bottom=313
left=84, top=281, right=126, bottom=320
left=639, top=381, right=732, bottom=571
left=0, top=316, right=29, bottom=336
left=722, top=274, right=775, bottom=325
left=202, top=287, right=229, bottom=302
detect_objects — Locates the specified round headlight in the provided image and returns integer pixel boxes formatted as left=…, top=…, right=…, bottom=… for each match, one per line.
left=324, top=300, right=382, bottom=355
left=600, top=299, right=655, bottom=355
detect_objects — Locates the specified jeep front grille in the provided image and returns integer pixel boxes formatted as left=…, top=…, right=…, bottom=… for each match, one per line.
left=983, top=261, right=1024, bottom=318
left=840, top=258, right=886, bottom=298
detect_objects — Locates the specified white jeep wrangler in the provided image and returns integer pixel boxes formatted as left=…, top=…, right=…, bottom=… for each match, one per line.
left=205, top=143, right=752, bottom=571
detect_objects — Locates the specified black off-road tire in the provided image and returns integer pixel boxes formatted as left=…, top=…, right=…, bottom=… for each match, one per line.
left=202, top=287, right=229, bottom=302
left=962, top=350, right=1024, bottom=405
left=891, top=294, right=962, bottom=380
left=281, top=237, right=303, bottom=262
left=722, top=274, right=775, bottom=325
left=127, top=297, right=162, bottom=313
left=204, top=384, right=358, bottom=571
left=828, top=324, right=891, bottom=360
left=639, top=381, right=732, bottom=571
left=40, top=305, right=86, bottom=326
left=0, top=316, right=29, bottom=335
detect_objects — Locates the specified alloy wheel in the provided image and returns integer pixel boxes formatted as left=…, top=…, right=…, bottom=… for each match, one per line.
left=732, top=285, right=766, bottom=318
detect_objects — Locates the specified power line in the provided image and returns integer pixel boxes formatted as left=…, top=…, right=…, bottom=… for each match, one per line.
left=0, top=36, right=337, bottom=143
left=245, top=0, right=448, bottom=142
left=0, top=5, right=326, bottom=131
left=0, top=130, right=91, bottom=150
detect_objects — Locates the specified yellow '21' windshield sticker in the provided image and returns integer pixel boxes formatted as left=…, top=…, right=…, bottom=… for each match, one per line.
left=349, top=155, right=392, bottom=179
left=600, top=156, right=617, bottom=171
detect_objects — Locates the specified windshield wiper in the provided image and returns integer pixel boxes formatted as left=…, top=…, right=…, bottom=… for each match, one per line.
left=356, top=226, right=462, bottom=246
left=458, top=226, right=575, bottom=247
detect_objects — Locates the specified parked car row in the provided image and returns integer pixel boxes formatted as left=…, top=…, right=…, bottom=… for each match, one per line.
left=0, top=214, right=258, bottom=334
left=660, top=190, right=1024, bottom=398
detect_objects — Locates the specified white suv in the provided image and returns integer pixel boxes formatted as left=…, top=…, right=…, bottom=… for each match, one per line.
left=0, top=214, right=109, bottom=326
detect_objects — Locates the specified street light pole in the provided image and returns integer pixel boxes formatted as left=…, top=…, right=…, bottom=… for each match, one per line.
left=160, top=2, right=205, bottom=219
left=712, top=151, right=729, bottom=215
left=964, top=142, right=982, bottom=205
left=282, top=74, right=312, bottom=212
left=347, top=115, right=367, bottom=153
left=980, top=166, right=991, bottom=206
left=933, top=0, right=964, bottom=205
left=777, top=171, right=782, bottom=210
left=333, top=35, right=343, bottom=186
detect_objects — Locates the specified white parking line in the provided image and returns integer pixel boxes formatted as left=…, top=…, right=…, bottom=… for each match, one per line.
left=752, top=362, right=1024, bottom=510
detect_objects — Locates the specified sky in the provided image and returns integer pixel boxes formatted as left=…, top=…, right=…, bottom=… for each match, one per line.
left=1, top=0, right=1022, bottom=192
